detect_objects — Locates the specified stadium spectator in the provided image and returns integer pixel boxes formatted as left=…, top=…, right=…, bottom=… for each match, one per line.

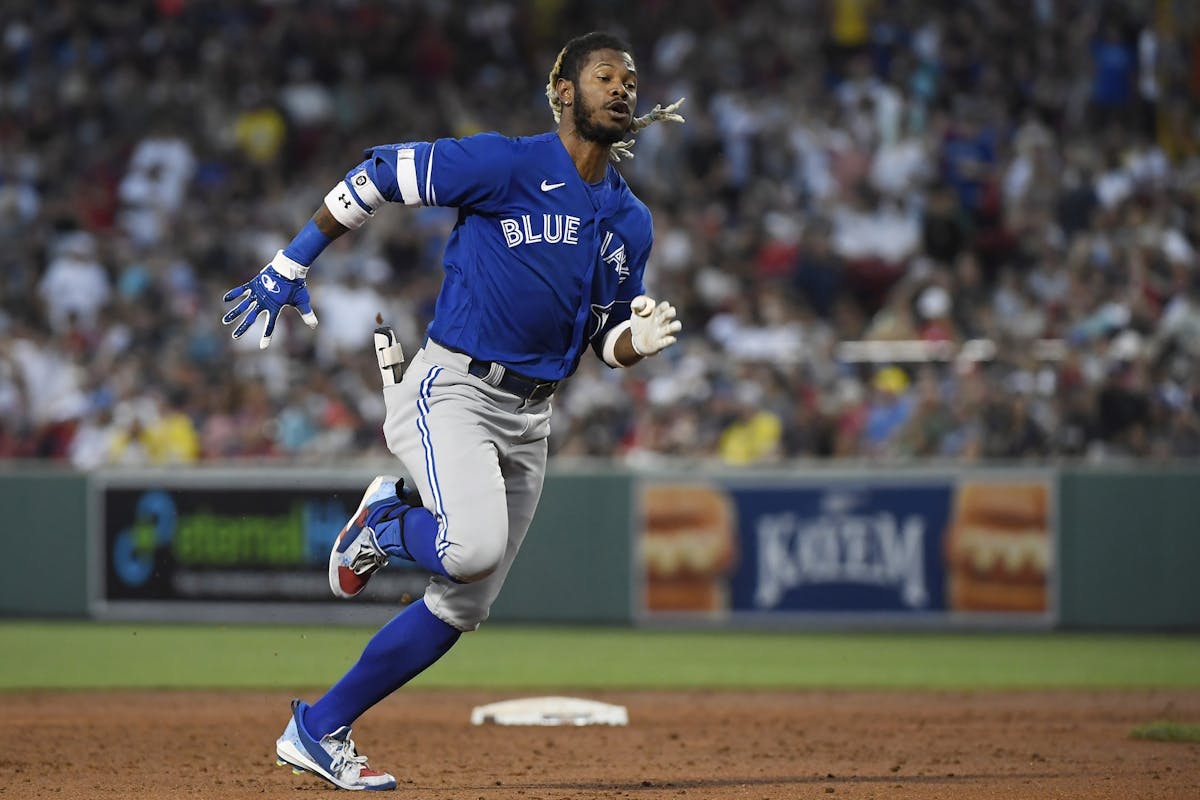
left=2, top=0, right=1200, bottom=466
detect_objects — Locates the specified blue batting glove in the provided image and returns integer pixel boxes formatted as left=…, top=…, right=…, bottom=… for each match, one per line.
left=222, top=252, right=319, bottom=349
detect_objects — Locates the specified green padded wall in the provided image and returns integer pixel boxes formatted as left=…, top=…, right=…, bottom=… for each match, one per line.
left=489, top=468, right=633, bottom=623
left=0, top=469, right=90, bottom=616
left=1058, top=469, right=1200, bottom=629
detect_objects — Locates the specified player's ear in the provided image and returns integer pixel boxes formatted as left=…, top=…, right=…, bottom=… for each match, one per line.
left=556, top=77, right=573, bottom=106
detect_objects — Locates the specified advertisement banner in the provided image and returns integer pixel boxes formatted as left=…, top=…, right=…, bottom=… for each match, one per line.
left=637, top=474, right=1054, bottom=624
left=95, top=474, right=429, bottom=620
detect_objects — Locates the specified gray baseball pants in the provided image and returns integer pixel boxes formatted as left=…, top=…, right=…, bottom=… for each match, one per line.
left=381, top=339, right=551, bottom=631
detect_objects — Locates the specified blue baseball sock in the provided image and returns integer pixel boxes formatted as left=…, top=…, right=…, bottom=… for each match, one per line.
left=368, top=500, right=452, bottom=579
left=304, top=599, right=461, bottom=737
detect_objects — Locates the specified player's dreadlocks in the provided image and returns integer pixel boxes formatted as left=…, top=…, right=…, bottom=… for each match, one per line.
left=546, top=32, right=685, bottom=163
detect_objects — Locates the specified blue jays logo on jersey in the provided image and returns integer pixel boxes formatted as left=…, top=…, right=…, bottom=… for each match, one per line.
left=600, top=231, right=628, bottom=283
left=588, top=300, right=615, bottom=340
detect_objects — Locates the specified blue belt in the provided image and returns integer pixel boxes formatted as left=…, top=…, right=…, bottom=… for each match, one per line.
left=467, top=359, right=558, bottom=402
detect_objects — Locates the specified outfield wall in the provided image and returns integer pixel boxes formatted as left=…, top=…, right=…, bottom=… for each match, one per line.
left=0, top=465, right=1196, bottom=629
left=1058, top=468, right=1200, bottom=629
left=0, top=468, right=89, bottom=617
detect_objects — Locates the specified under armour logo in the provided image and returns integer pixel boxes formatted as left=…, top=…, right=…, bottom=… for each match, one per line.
left=339, top=192, right=352, bottom=209
left=261, top=274, right=281, bottom=293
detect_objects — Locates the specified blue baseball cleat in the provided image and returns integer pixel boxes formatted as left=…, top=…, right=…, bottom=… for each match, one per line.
left=329, top=475, right=402, bottom=599
left=275, top=699, right=397, bottom=791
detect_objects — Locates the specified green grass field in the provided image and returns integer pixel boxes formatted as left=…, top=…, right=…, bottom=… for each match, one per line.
left=2, top=621, right=1198, bottom=691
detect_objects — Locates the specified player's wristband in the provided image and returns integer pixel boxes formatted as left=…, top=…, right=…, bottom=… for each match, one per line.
left=281, top=220, right=332, bottom=274
left=268, top=250, right=309, bottom=280
left=601, top=320, right=632, bottom=368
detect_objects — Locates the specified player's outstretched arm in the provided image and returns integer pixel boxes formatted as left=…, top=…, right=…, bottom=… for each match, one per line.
left=221, top=205, right=349, bottom=349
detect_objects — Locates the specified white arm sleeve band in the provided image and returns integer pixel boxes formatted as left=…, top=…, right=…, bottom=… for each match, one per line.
left=396, top=148, right=423, bottom=206
left=324, top=173, right=379, bottom=229
left=601, top=319, right=633, bottom=368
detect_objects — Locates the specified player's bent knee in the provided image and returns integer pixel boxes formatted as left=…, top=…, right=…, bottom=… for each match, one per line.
left=440, top=539, right=505, bottom=585
left=444, top=557, right=501, bottom=585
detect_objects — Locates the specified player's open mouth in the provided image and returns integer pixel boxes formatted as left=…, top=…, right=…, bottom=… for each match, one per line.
left=607, top=102, right=630, bottom=120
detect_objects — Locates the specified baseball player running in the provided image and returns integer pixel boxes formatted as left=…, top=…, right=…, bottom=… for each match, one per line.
left=222, top=32, right=683, bottom=791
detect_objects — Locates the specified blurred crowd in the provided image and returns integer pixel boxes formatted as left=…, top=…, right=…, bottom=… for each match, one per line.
left=3, top=0, right=1200, bottom=468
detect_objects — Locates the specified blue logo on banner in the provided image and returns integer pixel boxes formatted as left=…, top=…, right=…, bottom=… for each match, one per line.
left=729, top=485, right=951, bottom=612
left=112, top=490, right=177, bottom=587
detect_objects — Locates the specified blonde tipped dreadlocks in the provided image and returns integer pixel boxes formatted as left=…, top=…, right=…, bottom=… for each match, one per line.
left=545, top=45, right=569, bottom=123
left=545, top=42, right=686, bottom=163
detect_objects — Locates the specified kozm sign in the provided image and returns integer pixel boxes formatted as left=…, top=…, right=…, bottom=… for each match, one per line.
left=92, top=470, right=429, bottom=622
left=637, top=472, right=1055, bottom=626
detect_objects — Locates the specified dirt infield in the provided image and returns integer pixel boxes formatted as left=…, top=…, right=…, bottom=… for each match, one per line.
left=3, top=689, right=1198, bottom=798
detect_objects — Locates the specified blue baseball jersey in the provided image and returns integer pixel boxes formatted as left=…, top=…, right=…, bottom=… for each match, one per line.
left=342, top=131, right=652, bottom=381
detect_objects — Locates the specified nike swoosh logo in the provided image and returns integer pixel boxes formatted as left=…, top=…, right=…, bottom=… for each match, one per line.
left=540, top=180, right=567, bottom=192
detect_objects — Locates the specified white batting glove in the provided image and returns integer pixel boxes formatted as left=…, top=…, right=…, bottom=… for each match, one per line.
left=630, top=295, right=682, bottom=356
